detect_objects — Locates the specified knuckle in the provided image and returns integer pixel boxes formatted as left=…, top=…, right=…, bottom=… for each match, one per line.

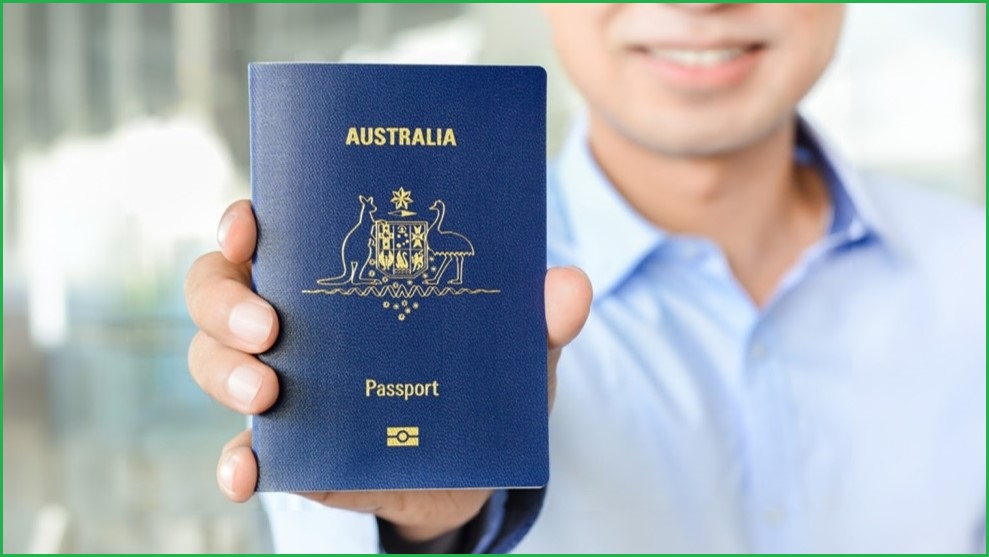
left=187, top=331, right=213, bottom=384
left=222, top=430, right=252, bottom=454
left=185, top=252, right=218, bottom=296
left=184, top=252, right=225, bottom=321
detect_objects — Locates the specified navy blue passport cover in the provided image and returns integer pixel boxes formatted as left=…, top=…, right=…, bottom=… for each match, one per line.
left=249, top=64, right=547, bottom=491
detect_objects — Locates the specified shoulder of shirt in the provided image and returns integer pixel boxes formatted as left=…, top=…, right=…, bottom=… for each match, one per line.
left=863, top=174, right=985, bottom=267
left=863, top=175, right=985, bottom=326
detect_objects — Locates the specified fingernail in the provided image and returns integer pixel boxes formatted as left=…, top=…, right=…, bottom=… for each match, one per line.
left=218, top=453, right=238, bottom=495
left=227, top=365, right=263, bottom=407
left=217, top=211, right=238, bottom=248
left=229, top=301, right=273, bottom=346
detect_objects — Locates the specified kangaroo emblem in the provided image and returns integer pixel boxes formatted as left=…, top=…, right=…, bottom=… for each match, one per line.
left=317, top=195, right=379, bottom=286
left=305, top=188, right=500, bottom=322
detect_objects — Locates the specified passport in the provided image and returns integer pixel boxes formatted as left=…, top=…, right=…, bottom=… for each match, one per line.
left=249, top=63, right=547, bottom=491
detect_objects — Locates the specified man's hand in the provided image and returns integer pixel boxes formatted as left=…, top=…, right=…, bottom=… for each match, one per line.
left=185, top=200, right=592, bottom=543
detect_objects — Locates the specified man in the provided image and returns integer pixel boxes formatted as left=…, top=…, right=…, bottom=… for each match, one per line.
left=185, top=4, right=985, bottom=552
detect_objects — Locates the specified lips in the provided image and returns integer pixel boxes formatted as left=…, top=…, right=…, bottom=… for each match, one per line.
left=646, top=46, right=752, bottom=67
left=629, top=43, right=765, bottom=90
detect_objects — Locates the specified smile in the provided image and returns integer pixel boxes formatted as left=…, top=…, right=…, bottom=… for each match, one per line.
left=629, top=43, right=764, bottom=89
left=644, top=47, right=752, bottom=68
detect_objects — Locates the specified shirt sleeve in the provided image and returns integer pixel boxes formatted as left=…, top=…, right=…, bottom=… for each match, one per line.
left=261, top=492, right=381, bottom=553
left=378, top=488, right=547, bottom=554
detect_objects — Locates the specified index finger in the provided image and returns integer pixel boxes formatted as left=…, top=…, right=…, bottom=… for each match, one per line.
left=184, top=251, right=279, bottom=353
left=217, top=200, right=257, bottom=265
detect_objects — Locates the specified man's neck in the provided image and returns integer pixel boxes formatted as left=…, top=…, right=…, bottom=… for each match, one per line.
left=588, top=114, right=830, bottom=307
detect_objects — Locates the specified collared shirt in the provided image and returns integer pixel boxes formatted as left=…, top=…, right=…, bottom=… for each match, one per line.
left=262, top=119, right=986, bottom=553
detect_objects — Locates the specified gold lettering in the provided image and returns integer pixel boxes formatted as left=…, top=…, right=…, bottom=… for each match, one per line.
left=364, top=378, right=440, bottom=400
left=347, top=127, right=457, bottom=147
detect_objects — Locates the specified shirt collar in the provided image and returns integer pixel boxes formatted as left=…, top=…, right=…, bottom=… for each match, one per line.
left=795, top=117, right=905, bottom=256
left=553, top=115, right=904, bottom=298
left=555, top=118, right=667, bottom=297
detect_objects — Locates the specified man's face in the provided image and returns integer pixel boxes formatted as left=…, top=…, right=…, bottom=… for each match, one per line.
left=544, top=4, right=845, bottom=157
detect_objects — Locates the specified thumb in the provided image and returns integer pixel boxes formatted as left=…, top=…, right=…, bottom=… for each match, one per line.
left=545, top=266, right=592, bottom=409
left=546, top=266, right=592, bottom=351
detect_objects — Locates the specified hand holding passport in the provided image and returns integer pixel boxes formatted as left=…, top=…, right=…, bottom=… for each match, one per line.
left=184, top=65, right=591, bottom=543
left=187, top=206, right=589, bottom=542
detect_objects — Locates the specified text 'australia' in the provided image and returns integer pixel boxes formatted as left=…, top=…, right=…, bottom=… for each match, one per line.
left=346, top=127, right=457, bottom=147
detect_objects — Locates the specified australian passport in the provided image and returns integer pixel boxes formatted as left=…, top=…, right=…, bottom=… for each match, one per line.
left=249, top=63, right=547, bottom=491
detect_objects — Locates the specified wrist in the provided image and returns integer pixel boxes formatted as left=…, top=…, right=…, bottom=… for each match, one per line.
left=392, top=523, right=461, bottom=544
left=388, top=488, right=493, bottom=543
left=380, top=519, right=464, bottom=553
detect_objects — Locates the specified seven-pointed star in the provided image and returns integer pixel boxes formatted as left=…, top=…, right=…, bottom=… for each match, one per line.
left=391, top=187, right=413, bottom=210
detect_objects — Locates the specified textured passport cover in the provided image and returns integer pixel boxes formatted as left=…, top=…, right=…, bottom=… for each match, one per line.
left=249, top=63, right=547, bottom=491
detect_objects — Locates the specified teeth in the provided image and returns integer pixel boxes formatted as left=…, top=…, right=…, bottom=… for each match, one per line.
left=648, top=47, right=747, bottom=67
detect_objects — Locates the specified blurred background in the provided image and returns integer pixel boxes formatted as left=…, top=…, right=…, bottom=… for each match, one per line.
left=2, top=3, right=985, bottom=553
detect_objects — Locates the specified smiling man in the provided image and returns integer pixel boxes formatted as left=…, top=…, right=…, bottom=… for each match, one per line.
left=185, top=4, right=985, bottom=553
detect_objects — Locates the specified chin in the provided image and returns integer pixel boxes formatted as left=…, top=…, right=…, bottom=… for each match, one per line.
left=647, top=134, right=745, bottom=157
left=616, top=123, right=752, bottom=158
left=614, top=106, right=793, bottom=158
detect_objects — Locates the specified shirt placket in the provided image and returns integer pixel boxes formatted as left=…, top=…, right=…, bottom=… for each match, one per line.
left=739, top=318, right=803, bottom=552
left=688, top=237, right=808, bottom=552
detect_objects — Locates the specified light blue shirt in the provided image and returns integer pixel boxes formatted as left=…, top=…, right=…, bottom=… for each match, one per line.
left=513, top=119, right=986, bottom=552
left=262, top=119, right=985, bottom=553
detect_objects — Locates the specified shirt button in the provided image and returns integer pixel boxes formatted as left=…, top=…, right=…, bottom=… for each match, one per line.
left=764, top=507, right=786, bottom=525
left=749, top=341, right=767, bottom=361
left=677, top=244, right=700, bottom=260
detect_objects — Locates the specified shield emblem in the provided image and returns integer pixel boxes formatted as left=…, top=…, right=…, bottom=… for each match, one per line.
left=372, top=220, right=429, bottom=279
